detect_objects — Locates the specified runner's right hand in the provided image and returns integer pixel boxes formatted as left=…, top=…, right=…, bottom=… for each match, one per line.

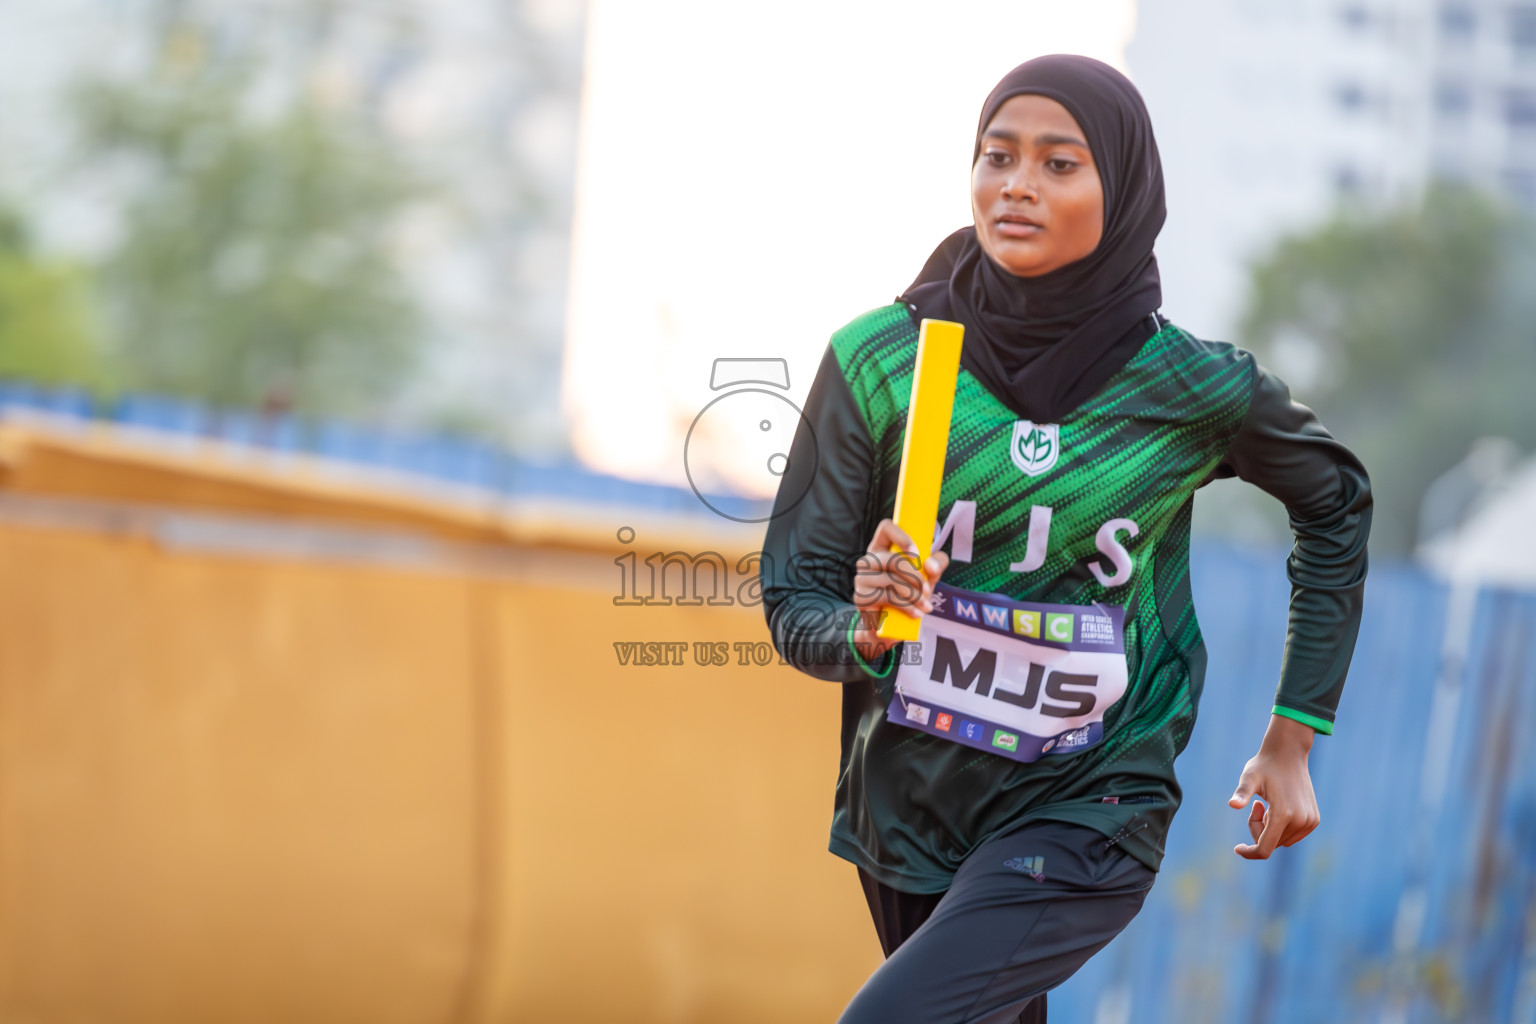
left=851, top=518, right=949, bottom=661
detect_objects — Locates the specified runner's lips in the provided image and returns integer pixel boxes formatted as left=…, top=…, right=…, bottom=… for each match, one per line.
left=995, top=213, right=1044, bottom=236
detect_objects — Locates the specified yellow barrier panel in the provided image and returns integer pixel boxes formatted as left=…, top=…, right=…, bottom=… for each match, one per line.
left=0, top=422, right=883, bottom=1023
left=877, top=318, right=964, bottom=641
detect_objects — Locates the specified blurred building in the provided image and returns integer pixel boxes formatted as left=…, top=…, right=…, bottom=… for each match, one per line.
left=1130, top=0, right=1536, bottom=339
left=0, top=0, right=585, bottom=455
left=1430, top=0, right=1536, bottom=202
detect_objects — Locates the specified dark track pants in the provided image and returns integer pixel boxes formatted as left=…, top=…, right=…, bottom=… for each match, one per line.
left=840, top=821, right=1155, bottom=1024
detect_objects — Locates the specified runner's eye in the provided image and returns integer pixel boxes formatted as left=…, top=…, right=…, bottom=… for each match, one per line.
left=1046, top=158, right=1078, bottom=173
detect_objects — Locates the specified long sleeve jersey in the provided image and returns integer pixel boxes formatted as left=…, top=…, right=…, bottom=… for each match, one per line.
left=761, top=303, right=1372, bottom=890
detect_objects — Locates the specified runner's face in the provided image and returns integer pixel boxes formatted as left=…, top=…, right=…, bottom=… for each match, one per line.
left=971, top=95, right=1103, bottom=277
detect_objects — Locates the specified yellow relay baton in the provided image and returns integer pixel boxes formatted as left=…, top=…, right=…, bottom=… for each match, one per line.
left=876, top=318, right=965, bottom=642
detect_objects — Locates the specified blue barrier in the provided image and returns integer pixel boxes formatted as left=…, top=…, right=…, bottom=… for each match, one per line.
left=1051, top=544, right=1536, bottom=1023
left=0, top=381, right=95, bottom=419
left=209, top=410, right=302, bottom=452
left=115, top=394, right=207, bottom=434
left=0, top=379, right=773, bottom=519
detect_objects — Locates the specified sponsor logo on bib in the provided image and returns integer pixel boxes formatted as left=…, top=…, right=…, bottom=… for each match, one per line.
left=1057, top=726, right=1093, bottom=749
left=1045, top=612, right=1074, bottom=643
left=1010, top=421, right=1060, bottom=477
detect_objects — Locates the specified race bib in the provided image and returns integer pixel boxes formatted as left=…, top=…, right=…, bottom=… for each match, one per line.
left=886, top=582, right=1128, bottom=763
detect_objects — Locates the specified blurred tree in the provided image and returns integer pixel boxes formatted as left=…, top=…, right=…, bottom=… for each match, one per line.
left=1234, top=186, right=1536, bottom=556
left=71, top=22, right=426, bottom=418
left=0, top=208, right=110, bottom=391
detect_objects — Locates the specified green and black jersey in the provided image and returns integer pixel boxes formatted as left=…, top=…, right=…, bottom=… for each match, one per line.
left=761, top=303, right=1372, bottom=892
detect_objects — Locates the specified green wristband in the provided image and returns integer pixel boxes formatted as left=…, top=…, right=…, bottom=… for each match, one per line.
left=1272, top=705, right=1334, bottom=735
left=847, top=614, right=896, bottom=679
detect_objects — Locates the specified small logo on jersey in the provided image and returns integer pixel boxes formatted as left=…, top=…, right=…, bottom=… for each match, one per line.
left=1010, top=421, right=1060, bottom=477
left=934, top=713, right=953, bottom=732
left=959, top=719, right=984, bottom=741
left=904, top=703, right=931, bottom=725
left=992, top=730, right=1020, bottom=752
left=1003, top=856, right=1046, bottom=881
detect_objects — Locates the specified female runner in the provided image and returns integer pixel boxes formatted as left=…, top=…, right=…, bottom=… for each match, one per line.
left=762, top=55, right=1372, bottom=1023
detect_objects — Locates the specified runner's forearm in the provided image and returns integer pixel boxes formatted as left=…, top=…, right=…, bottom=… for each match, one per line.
left=1214, top=364, right=1373, bottom=732
left=762, top=345, right=894, bottom=682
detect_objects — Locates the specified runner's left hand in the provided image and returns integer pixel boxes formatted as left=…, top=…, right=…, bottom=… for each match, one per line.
left=1227, top=714, right=1320, bottom=860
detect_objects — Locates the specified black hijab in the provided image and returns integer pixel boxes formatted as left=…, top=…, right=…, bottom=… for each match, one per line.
left=901, top=54, right=1166, bottom=423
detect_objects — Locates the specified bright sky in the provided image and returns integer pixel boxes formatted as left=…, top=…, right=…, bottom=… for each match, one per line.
left=563, top=0, right=1137, bottom=498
